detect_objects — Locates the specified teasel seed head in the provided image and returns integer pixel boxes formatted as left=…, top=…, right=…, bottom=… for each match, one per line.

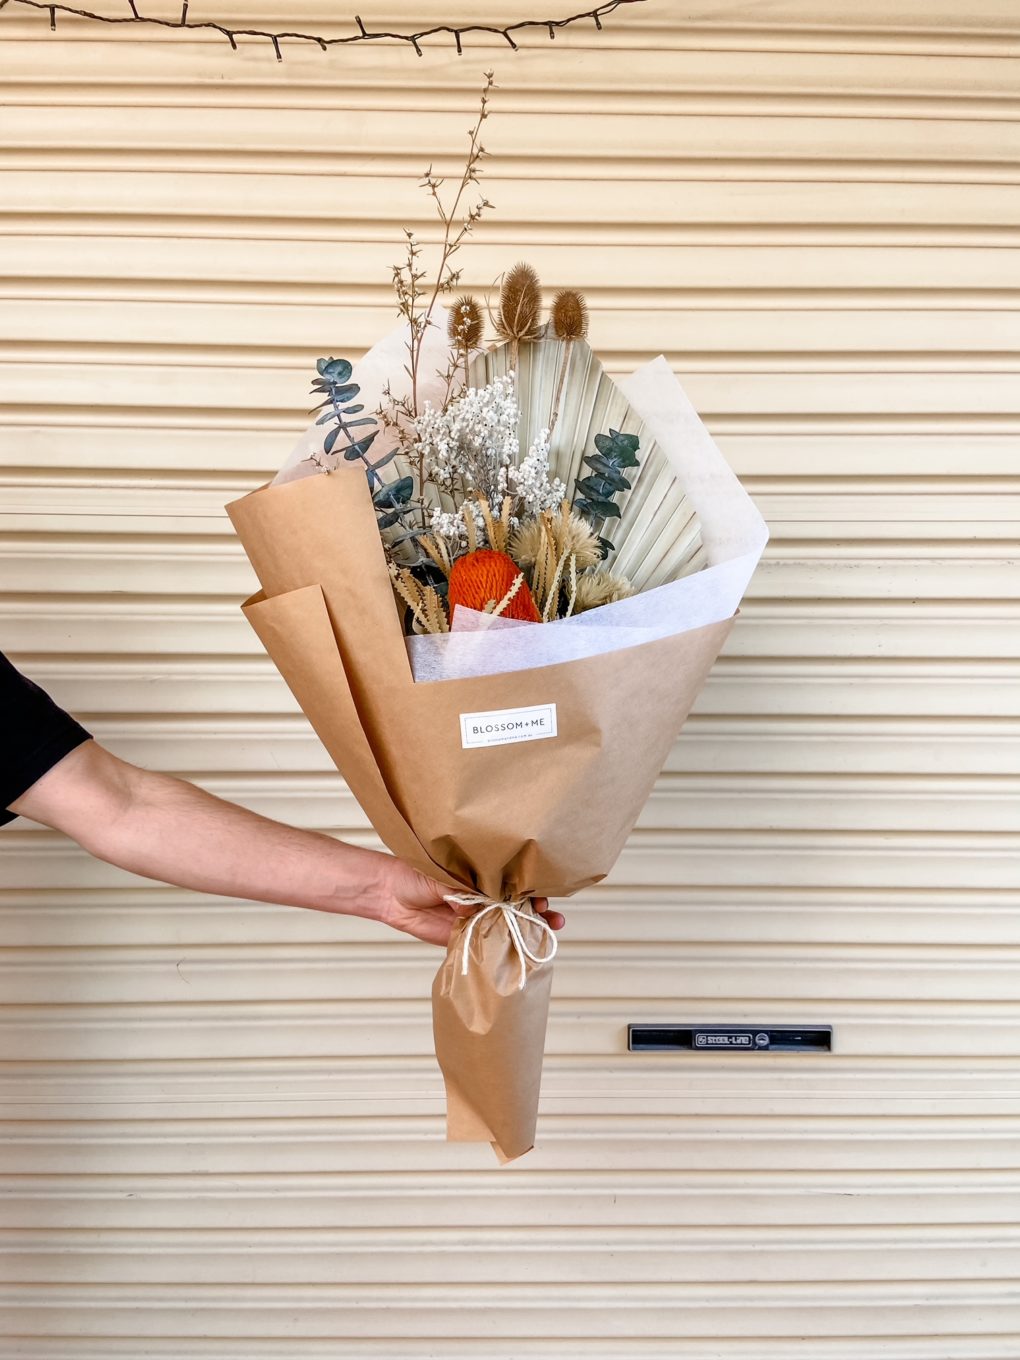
left=551, top=288, right=589, bottom=342
left=448, top=295, right=484, bottom=353
left=496, top=262, right=544, bottom=345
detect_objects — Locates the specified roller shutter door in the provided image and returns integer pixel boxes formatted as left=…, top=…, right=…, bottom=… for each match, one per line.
left=2, top=2, right=1019, bottom=1353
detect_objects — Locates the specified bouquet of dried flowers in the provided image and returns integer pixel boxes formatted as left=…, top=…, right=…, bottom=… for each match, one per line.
left=228, top=75, right=767, bottom=1162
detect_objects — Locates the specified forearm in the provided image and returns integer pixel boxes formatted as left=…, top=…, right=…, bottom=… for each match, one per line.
left=10, top=739, right=559, bottom=948
left=12, top=741, right=391, bottom=922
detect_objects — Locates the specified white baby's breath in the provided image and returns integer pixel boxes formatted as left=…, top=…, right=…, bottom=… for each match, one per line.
left=415, top=373, right=519, bottom=507
left=501, top=426, right=567, bottom=518
left=428, top=501, right=486, bottom=550
left=415, top=372, right=567, bottom=551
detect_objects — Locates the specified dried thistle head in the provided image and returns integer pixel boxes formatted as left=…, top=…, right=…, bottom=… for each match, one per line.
left=573, top=568, right=635, bottom=614
left=448, top=295, right=484, bottom=353
left=496, top=262, right=544, bottom=344
left=551, top=288, right=589, bottom=342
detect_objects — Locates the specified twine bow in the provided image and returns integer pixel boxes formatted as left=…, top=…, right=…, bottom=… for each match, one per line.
left=445, top=894, right=559, bottom=991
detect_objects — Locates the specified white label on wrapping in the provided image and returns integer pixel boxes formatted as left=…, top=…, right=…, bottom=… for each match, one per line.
left=460, top=702, right=558, bottom=749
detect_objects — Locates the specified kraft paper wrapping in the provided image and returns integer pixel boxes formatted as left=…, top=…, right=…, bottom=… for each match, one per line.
left=227, top=467, right=734, bottom=1162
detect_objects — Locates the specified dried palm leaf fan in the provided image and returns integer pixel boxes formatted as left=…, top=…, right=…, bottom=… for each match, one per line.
left=470, top=335, right=706, bottom=593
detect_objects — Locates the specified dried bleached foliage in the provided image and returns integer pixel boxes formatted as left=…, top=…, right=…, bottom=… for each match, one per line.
left=418, top=531, right=455, bottom=578
left=389, top=564, right=450, bottom=634
left=475, top=492, right=514, bottom=555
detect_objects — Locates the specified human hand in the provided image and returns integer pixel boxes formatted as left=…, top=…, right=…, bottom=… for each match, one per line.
left=378, top=856, right=565, bottom=948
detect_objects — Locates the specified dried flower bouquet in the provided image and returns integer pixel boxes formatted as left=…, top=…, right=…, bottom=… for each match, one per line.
left=227, top=75, right=767, bottom=1161
left=310, top=277, right=709, bottom=640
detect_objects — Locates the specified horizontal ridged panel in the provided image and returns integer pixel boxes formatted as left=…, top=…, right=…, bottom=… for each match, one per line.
left=2, top=3, right=1019, bottom=1353
left=1, top=1346, right=1019, bottom=1360
left=1, top=1285, right=1019, bottom=1341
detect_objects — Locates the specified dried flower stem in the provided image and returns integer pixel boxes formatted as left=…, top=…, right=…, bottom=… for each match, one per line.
left=409, top=72, right=495, bottom=417
left=548, top=340, right=575, bottom=439
left=383, top=73, right=494, bottom=529
left=548, top=288, right=589, bottom=438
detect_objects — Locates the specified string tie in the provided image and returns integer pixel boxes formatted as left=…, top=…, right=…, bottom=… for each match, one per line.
left=445, top=894, right=558, bottom=991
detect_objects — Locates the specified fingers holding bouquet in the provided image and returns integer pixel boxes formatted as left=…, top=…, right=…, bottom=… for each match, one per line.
left=378, top=857, right=563, bottom=948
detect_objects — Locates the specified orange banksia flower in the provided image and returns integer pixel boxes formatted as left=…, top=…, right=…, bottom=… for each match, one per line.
left=448, top=548, right=541, bottom=623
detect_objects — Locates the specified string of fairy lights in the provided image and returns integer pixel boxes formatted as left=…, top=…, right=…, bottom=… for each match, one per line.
left=0, top=0, right=651, bottom=58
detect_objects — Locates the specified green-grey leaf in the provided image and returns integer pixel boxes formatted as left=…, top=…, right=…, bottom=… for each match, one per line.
left=593, top=431, right=640, bottom=466
left=583, top=454, right=632, bottom=489
left=369, top=448, right=400, bottom=472
left=374, top=475, right=414, bottom=508
left=318, top=357, right=353, bottom=382
left=574, top=476, right=608, bottom=500
left=608, top=428, right=640, bottom=452
left=343, top=430, right=380, bottom=460
left=575, top=475, right=621, bottom=501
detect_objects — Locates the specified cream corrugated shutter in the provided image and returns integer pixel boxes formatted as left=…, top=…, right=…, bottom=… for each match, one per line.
left=2, top=1, right=1019, bottom=1352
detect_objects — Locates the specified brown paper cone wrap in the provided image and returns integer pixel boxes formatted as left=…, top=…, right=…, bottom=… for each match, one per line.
left=228, top=467, right=733, bottom=1161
